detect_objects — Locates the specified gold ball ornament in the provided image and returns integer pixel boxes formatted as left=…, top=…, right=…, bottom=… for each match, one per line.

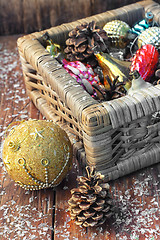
left=2, top=119, right=73, bottom=190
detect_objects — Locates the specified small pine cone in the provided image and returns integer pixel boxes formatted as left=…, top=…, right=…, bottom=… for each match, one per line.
left=64, top=21, right=109, bottom=67
left=68, top=166, right=115, bottom=227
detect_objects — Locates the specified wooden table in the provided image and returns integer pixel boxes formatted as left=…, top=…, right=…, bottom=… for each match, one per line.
left=0, top=34, right=160, bottom=240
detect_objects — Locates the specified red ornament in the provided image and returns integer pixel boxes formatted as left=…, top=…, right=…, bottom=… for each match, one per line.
left=130, top=44, right=159, bottom=82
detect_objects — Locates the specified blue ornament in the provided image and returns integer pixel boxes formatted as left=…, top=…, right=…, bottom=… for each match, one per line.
left=129, top=12, right=158, bottom=36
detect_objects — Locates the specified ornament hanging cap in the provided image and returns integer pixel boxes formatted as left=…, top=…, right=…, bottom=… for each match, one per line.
left=145, top=12, right=153, bottom=24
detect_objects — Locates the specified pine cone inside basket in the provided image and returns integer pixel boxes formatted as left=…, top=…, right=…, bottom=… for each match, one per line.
left=64, top=21, right=109, bottom=67
left=68, top=166, right=115, bottom=227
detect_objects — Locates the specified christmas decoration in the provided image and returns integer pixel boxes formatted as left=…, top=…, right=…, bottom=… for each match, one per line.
left=103, top=20, right=131, bottom=48
left=155, top=69, right=160, bottom=79
left=68, top=166, right=115, bottom=227
left=42, top=32, right=62, bottom=57
left=130, top=44, right=159, bottom=82
left=62, top=59, right=100, bottom=98
left=2, top=119, right=73, bottom=190
left=137, top=27, right=160, bottom=50
left=129, top=12, right=157, bottom=36
left=127, top=70, right=152, bottom=96
left=64, top=21, right=109, bottom=67
left=94, top=52, right=131, bottom=89
left=42, top=19, right=160, bottom=102
left=155, top=69, right=160, bottom=83
left=153, top=69, right=160, bottom=85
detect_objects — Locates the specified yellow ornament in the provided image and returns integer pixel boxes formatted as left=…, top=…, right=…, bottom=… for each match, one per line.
left=2, top=119, right=73, bottom=190
left=95, top=53, right=131, bottom=90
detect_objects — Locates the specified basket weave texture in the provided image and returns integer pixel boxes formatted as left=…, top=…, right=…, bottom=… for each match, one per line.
left=17, top=0, right=160, bottom=181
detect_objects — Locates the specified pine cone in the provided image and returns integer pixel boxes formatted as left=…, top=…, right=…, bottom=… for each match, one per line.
left=93, top=76, right=127, bottom=101
left=68, top=166, right=115, bottom=227
left=64, top=21, right=109, bottom=67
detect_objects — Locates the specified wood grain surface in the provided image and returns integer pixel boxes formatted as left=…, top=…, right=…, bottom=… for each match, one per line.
left=0, top=35, right=54, bottom=240
left=0, top=34, right=160, bottom=240
left=1, top=0, right=157, bottom=35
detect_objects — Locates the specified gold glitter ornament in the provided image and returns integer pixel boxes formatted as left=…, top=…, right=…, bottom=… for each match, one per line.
left=103, top=20, right=131, bottom=48
left=2, top=119, right=73, bottom=190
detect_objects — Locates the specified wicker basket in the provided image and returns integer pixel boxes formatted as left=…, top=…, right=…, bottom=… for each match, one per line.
left=17, top=0, right=160, bottom=181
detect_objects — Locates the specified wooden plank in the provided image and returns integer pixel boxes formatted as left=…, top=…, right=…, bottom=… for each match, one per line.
left=1, top=0, right=158, bottom=35
left=0, top=35, right=55, bottom=240
left=54, top=162, right=160, bottom=239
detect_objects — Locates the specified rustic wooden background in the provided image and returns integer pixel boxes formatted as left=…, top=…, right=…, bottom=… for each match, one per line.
left=0, top=0, right=158, bottom=35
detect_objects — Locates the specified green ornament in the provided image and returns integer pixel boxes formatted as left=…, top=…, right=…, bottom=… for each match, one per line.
left=103, top=20, right=131, bottom=48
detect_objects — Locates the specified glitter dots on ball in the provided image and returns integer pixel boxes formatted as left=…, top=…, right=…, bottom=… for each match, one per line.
left=2, top=119, right=73, bottom=190
left=41, top=158, right=50, bottom=167
left=18, top=158, right=26, bottom=166
left=8, top=141, right=20, bottom=151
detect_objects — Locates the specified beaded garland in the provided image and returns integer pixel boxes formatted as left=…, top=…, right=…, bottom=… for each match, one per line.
left=2, top=119, right=73, bottom=190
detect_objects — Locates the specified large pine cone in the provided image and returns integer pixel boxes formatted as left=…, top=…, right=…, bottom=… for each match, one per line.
left=64, top=21, right=109, bottom=67
left=68, top=166, right=115, bottom=227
